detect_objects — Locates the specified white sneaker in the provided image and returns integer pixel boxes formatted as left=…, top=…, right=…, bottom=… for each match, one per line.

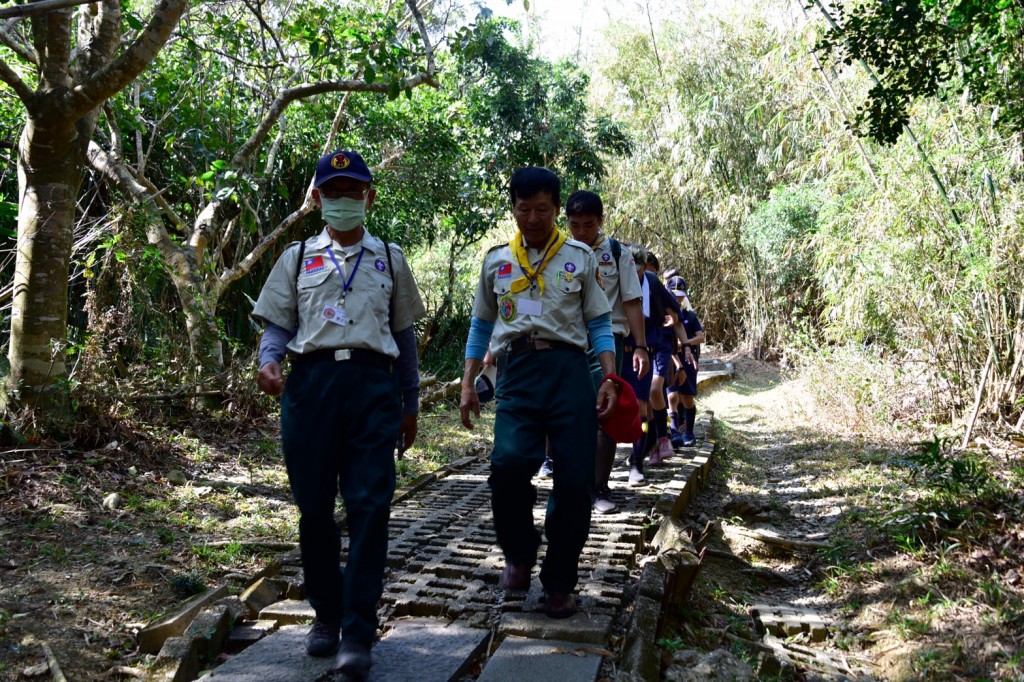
left=629, top=465, right=645, bottom=485
left=593, top=490, right=616, bottom=513
left=538, top=457, right=554, bottom=479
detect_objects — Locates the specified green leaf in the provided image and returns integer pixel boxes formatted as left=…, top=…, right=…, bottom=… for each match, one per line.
left=124, top=12, right=143, bottom=31
left=211, top=160, right=228, bottom=171
left=200, top=171, right=216, bottom=181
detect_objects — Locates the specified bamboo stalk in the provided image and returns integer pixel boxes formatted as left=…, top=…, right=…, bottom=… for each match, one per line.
left=963, top=348, right=995, bottom=449
left=41, top=643, right=68, bottom=682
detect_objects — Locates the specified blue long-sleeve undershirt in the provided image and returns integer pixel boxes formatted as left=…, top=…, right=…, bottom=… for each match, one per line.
left=586, top=312, right=615, bottom=357
left=465, top=316, right=495, bottom=361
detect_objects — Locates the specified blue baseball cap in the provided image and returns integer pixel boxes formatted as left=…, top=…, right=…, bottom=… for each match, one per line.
left=314, top=150, right=372, bottom=186
left=667, top=275, right=688, bottom=297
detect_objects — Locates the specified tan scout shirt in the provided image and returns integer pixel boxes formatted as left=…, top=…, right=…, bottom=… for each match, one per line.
left=472, top=234, right=612, bottom=356
left=590, top=233, right=642, bottom=336
left=252, top=228, right=426, bottom=358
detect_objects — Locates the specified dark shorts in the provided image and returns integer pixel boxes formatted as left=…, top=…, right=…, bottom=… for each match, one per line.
left=651, top=346, right=673, bottom=382
left=668, top=355, right=698, bottom=396
left=622, top=345, right=654, bottom=402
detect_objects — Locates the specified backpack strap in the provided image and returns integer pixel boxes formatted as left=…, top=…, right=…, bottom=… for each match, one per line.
left=385, top=242, right=396, bottom=330
left=609, top=237, right=622, bottom=274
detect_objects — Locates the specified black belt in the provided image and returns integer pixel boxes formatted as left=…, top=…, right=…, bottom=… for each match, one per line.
left=507, top=335, right=580, bottom=359
left=290, top=348, right=394, bottom=372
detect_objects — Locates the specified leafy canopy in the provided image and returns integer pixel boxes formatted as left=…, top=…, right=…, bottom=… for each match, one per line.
left=814, top=0, right=1024, bottom=143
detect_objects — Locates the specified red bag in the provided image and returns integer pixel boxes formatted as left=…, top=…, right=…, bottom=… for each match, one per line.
left=599, top=374, right=643, bottom=443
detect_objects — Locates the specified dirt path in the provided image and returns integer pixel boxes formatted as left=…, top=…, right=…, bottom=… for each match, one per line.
left=675, top=354, right=1024, bottom=681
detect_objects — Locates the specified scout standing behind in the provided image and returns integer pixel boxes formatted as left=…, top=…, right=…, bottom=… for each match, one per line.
left=667, top=275, right=705, bottom=446
left=619, top=244, right=693, bottom=478
left=647, top=272, right=691, bottom=465
left=253, top=150, right=426, bottom=678
left=460, top=166, right=620, bottom=618
left=564, top=190, right=649, bottom=514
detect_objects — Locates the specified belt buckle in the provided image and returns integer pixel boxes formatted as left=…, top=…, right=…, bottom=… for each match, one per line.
left=334, top=349, right=352, bottom=361
left=534, top=339, right=553, bottom=351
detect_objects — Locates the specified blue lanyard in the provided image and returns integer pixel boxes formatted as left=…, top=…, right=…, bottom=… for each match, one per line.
left=518, top=233, right=559, bottom=290
left=326, top=246, right=365, bottom=302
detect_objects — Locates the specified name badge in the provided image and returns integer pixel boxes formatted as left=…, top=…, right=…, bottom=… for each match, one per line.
left=322, top=304, right=348, bottom=326
left=517, top=297, right=543, bottom=317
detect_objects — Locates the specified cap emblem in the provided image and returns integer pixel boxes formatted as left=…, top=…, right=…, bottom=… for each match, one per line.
left=331, top=154, right=350, bottom=170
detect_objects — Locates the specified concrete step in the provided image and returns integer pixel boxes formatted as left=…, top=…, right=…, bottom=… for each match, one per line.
left=204, top=618, right=488, bottom=681
left=476, top=636, right=605, bottom=682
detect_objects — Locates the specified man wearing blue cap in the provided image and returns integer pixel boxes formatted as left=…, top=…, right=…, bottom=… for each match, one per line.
left=252, top=150, right=426, bottom=678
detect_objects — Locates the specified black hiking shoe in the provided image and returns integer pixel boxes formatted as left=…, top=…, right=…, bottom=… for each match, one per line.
left=304, top=618, right=340, bottom=657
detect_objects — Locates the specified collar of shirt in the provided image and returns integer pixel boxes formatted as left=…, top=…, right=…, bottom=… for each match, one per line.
left=310, top=227, right=387, bottom=256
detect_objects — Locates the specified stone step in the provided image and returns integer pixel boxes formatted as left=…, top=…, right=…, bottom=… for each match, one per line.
left=203, top=619, right=489, bottom=682
left=476, top=636, right=605, bottom=682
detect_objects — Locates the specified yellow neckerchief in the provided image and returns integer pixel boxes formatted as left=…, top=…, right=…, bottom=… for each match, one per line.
left=508, top=228, right=567, bottom=294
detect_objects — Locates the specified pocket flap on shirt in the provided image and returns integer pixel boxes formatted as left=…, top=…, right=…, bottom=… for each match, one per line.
left=297, top=266, right=332, bottom=289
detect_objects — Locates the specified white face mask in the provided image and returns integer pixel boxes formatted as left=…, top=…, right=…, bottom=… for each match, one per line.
left=320, top=196, right=366, bottom=232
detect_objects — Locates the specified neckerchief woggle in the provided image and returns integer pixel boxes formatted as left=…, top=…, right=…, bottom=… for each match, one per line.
left=509, top=228, right=567, bottom=295
left=325, top=244, right=365, bottom=304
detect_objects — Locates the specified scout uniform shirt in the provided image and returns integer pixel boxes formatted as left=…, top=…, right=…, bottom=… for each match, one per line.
left=472, top=233, right=611, bottom=357
left=252, top=228, right=426, bottom=358
left=590, top=233, right=643, bottom=336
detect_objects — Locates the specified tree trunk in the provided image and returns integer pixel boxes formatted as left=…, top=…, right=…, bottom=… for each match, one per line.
left=5, top=115, right=83, bottom=411
left=161, top=245, right=225, bottom=379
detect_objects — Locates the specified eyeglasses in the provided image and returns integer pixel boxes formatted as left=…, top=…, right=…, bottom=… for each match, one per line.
left=319, top=187, right=368, bottom=201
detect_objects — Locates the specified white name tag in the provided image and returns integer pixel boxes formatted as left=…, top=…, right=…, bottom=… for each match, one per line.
left=517, top=297, right=543, bottom=317
left=322, top=304, right=348, bottom=326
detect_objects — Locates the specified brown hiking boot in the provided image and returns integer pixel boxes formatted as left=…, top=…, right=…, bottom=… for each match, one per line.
left=499, top=562, right=531, bottom=592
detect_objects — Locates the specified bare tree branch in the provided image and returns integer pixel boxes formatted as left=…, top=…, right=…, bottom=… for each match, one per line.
left=86, top=139, right=187, bottom=231
left=0, top=56, right=34, bottom=103
left=77, top=0, right=121, bottom=77
left=0, top=18, right=38, bottom=64
left=40, top=8, right=73, bottom=91
left=230, top=71, right=438, bottom=171
left=67, top=0, right=188, bottom=118
left=0, top=0, right=97, bottom=20
left=406, top=0, right=435, bottom=76
left=239, top=0, right=287, bottom=64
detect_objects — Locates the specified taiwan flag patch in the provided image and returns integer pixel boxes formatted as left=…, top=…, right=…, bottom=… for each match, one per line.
left=304, top=256, right=326, bottom=274
left=497, top=262, right=513, bottom=279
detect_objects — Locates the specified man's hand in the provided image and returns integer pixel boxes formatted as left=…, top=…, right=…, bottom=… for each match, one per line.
left=633, top=347, right=651, bottom=380
left=684, top=346, right=697, bottom=370
left=460, top=381, right=480, bottom=429
left=596, top=378, right=619, bottom=420
left=397, top=414, right=418, bottom=459
left=257, top=361, right=285, bottom=396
